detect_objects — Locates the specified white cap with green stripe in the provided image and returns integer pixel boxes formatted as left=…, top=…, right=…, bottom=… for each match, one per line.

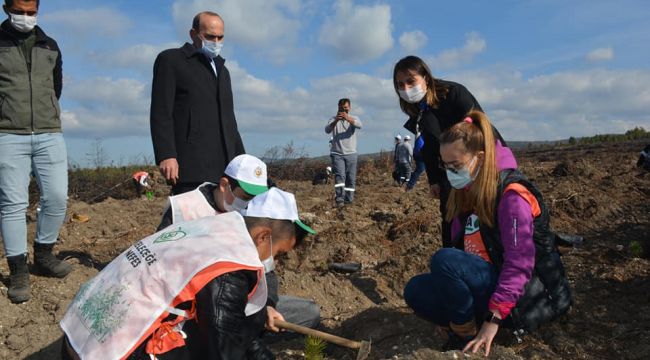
left=243, top=188, right=316, bottom=235
left=224, top=154, right=269, bottom=196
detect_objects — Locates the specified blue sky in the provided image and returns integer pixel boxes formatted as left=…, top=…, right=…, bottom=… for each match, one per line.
left=29, top=0, right=650, bottom=167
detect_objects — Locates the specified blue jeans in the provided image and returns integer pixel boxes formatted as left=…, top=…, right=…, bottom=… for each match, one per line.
left=403, top=248, right=498, bottom=326
left=406, top=159, right=426, bottom=190
left=0, top=133, right=68, bottom=257
left=331, top=153, right=357, bottom=204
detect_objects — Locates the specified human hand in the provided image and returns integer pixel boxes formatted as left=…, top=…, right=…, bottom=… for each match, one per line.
left=265, top=306, right=285, bottom=333
left=159, top=158, right=179, bottom=185
left=463, top=321, right=499, bottom=356
left=336, top=111, right=347, bottom=121
left=429, top=184, right=441, bottom=198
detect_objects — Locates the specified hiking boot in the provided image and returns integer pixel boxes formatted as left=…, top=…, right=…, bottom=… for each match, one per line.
left=442, top=332, right=473, bottom=351
left=7, top=254, right=30, bottom=303
left=33, top=242, right=72, bottom=278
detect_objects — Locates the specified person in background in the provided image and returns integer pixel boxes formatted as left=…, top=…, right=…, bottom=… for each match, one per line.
left=636, top=144, right=650, bottom=172
left=403, top=111, right=571, bottom=355
left=395, top=135, right=413, bottom=186
left=392, top=134, right=402, bottom=185
left=406, top=134, right=427, bottom=191
left=393, top=55, right=509, bottom=246
left=0, top=0, right=71, bottom=303
left=325, top=98, right=362, bottom=207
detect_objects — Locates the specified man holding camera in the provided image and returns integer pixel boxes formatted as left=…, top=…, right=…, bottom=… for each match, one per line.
left=325, top=98, right=362, bottom=207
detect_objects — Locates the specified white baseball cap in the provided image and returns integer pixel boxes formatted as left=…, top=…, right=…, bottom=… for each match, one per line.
left=224, top=154, right=269, bottom=196
left=243, top=188, right=316, bottom=235
left=395, top=134, right=402, bottom=140
left=404, top=135, right=411, bottom=140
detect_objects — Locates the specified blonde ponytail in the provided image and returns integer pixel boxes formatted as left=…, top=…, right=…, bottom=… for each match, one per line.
left=441, top=111, right=499, bottom=227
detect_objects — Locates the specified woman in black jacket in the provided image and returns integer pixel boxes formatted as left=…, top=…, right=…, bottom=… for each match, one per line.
left=393, top=55, right=508, bottom=246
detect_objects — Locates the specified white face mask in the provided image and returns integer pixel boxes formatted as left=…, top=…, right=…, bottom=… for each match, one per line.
left=9, top=13, right=37, bottom=33
left=201, top=38, right=223, bottom=58
left=446, top=156, right=480, bottom=189
left=222, top=185, right=250, bottom=212
left=398, top=83, right=427, bottom=104
left=261, top=235, right=275, bottom=273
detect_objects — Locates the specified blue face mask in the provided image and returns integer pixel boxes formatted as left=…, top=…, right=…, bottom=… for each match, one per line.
left=446, top=156, right=480, bottom=189
left=201, top=39, right=223, bottom=58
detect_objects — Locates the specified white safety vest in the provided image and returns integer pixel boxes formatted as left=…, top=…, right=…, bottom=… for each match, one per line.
left=60, top=212, right=267, bottom=360
left=167, top=182, right=220, bottom=224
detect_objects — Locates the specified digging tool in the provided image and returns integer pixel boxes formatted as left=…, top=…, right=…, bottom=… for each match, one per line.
left=275, top=319, right=372, bottom=360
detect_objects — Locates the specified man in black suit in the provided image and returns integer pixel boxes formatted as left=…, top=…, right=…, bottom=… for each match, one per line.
left=150, top=11, right=245, bottom=195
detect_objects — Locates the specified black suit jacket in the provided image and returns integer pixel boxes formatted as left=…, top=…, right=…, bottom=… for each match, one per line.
left=150, top=43, right=245, bottom=183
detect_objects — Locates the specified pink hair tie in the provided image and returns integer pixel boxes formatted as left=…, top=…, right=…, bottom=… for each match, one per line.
left=463, top=117, right=473, bottom=123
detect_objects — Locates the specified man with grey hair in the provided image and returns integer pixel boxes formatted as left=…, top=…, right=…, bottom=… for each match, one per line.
left=150, top=11, right=245, bottom=196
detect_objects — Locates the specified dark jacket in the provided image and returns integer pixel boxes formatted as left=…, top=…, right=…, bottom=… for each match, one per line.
left=0, top=21, right=62, bottom=134
left=455, top=169, right=572, bottom=333
left=150, top=43, right=245, bottom=184
left=403, top=80, right=506, bottom=186
left=157, top=183, right=280, bottom=309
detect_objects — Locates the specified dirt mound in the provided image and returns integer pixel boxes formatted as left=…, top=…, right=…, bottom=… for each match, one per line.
left=1, top=140, right=650, bottom=359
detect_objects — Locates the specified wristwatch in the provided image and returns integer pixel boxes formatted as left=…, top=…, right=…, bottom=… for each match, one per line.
left=484, top=311, right=502, bottom=325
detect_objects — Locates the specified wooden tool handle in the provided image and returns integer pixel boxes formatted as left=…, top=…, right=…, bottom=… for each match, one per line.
left=274, top=319, right=362, bottom=349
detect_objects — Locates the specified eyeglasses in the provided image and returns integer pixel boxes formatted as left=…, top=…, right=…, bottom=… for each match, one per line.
left=439, top=156, right=475, bottom=174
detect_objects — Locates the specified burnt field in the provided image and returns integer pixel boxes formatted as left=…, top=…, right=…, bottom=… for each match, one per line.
left=1, top=140, right=649, bottom=359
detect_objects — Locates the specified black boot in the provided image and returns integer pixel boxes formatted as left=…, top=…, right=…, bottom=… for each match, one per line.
left=7, top=254, right=30, bottom=303
left=33, top=242, right=72, bottom=278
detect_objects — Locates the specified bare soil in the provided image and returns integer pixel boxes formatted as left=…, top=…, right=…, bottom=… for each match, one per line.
left=1, top=141, right=649, bottom=360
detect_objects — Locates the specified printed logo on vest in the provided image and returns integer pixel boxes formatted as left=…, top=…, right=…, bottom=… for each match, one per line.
left=153, top=227, right=188, bottom=243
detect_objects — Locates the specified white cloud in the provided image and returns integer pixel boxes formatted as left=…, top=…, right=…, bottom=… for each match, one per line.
left=426, top=32, right=486, bottom=70
left=399, top=30, right=428, bottom=52
left=456, top=68, right=650, bottom=140
left=171, top=0, right=303, bottom=63
left=586, top=47, right=614, bottom=62
left=96, top=42, right=178, bottom=73
left=42, top=8, right=132, bottom=38
left=318, top=0, right=393, bottom=63
left=62, top=77, right=150, bottom=138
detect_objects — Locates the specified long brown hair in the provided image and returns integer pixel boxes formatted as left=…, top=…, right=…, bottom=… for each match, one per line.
left=393, top=55, right=449, bottom=117
left=440, top=110, right=499, bottom=227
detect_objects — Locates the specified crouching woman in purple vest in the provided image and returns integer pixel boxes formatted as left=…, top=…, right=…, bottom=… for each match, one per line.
left=403, top=110, right=571, bottom=355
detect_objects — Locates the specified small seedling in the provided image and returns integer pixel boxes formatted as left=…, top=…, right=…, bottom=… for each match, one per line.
left=629, top=241, right=643, bottom=258
left=304, top=335, right=326, bottom=360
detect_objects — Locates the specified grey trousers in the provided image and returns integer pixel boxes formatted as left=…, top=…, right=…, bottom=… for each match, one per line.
left=397, top=162, right=412, bottom=185
left=275, top=295, right=321, bottom=328
left=331, top=153, right=358, bottom=204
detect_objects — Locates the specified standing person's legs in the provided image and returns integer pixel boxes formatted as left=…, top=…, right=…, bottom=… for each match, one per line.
left=0, top=134, right=33, bottom=303
left=406, top=159, right=426, bottom=190
left=32, top=133, right=68, bottom=246
left=403, top=162, right=412, bottom=184
left=31, top=133, right=72, bottom=278
left=331, top=154, right=346, bottom=205
left=171, top=182, right=203, bottom=195
left=0, top=134, right=31, bottom=256
left=343, top=153, right=357, bottom=204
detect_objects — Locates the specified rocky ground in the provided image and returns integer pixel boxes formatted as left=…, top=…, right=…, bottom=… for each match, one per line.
left=1, top=140, right=649, bottom=360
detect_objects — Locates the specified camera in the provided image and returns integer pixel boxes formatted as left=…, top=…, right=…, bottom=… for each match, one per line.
left=338, top=107, right=348, bottom=114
